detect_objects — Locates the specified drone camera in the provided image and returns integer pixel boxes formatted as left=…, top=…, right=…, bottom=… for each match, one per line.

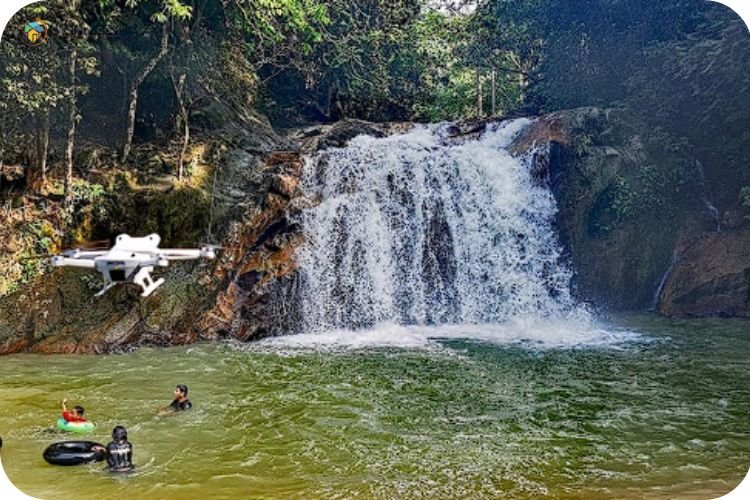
left=103, top=261, right=129, bottom=282
left=109, top=269, right=127, bottom=282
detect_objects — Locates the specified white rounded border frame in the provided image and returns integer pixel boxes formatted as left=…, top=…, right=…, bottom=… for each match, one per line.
left=0, top=0, right=748, bottom=499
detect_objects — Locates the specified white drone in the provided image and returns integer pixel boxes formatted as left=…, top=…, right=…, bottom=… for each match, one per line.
left=51, top=234, right=217, bottom=297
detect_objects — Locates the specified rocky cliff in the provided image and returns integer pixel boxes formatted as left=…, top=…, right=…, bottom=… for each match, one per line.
left=1, top=109, right=747, bottom=355
left=0, top=118, right=410, bottom=353
left=0, top=101, right=305, bottom=353
left=512, top=107, right=750, bottom=316
left=657, top=229, right=750, bottom=318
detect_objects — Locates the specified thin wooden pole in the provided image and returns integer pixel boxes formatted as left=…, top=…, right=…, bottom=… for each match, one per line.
left=491, top=70, right=496, bottom=116
left=476, top=69, right=483, bottom=118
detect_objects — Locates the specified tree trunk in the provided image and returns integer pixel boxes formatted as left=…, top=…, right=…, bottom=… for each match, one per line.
left=192, top=0, right=207, bottom=31
left=34, top=111, right=50, bottom=190
left=179, top=115, right=189, bottom=181
left=122, top=23, right=170, bottom=163
left=64, top=48, right=77, bottom=209
left=171, top=71, right=189, bottom=181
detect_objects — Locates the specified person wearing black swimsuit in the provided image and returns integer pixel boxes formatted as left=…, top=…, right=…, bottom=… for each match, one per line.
left=169, top=384, right=192, bottom=411
left=94, top=426, right=134, bottom=472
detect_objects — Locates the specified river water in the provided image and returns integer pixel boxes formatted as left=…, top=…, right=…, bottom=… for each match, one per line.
left=0, top=315, right=748, bottom=499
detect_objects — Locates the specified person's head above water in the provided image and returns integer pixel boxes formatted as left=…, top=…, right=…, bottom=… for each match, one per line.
left=112, top=425, right=128, bottom=443
left=73, top=405, right=84, bottom=417
left=174, top=384, right=188, bottom=400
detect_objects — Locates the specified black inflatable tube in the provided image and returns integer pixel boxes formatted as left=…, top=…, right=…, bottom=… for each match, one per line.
left=43, top=441, right=105, bottom=466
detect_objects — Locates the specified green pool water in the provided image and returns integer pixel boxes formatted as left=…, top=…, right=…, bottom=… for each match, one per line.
left=0, top=315, right=748, bottom=499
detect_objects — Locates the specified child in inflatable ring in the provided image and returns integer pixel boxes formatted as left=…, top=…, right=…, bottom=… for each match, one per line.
left=61, top=398, right=87, bottom=423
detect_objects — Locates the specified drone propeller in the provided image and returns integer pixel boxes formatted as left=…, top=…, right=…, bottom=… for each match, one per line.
left=17, top=244, right=110, bottom=262
left=18, top=254, right=55, bottom=262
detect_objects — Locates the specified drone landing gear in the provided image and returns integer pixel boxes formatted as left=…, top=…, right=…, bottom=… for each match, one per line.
left=94, top=282, right=116, bottom=298
left=133, top=268, right=165, bottom=297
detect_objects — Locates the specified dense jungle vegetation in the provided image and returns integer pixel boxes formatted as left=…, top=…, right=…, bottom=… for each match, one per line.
left=0, top=0, right=749, bottom=296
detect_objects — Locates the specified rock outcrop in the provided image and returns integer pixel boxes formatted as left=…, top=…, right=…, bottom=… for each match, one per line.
left=2, top=108, right=747, bottom=355
left=512, top=107, right=750, bottom=315
left=657, top=229, right=750, bottom=317
left=0, top=102, right=305, bottom=354
left=0, top=116, right=415, bottom=353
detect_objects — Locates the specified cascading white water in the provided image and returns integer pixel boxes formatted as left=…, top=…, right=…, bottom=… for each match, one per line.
left=295, top=119, right=587, bottom=334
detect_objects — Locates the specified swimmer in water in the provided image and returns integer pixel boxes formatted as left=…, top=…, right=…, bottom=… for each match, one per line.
left=93, top=426, right=133, bottom=472
left=161, top=384, right=192, bottom=412
left=61, top=398, right=87, bottom=423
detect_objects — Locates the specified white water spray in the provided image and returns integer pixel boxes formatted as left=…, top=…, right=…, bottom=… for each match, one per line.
left=294, top=119, right=589, bottom=336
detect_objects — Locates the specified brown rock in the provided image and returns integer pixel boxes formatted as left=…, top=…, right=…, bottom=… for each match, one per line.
left=509, top=115, right=569, bottom=156
left=658, top=229, right=750, bottom=317
left=265, top=151, right=303, bottom=176
left=270, top=174, right=300, bottom=199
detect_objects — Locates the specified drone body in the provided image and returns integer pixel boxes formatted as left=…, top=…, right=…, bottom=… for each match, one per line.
left=51, top=234, right=217, bottom=297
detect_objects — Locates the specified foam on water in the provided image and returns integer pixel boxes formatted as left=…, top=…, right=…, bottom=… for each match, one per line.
left=254, top=319, right=646, bottom=353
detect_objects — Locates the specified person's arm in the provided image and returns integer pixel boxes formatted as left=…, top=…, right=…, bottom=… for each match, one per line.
left=127, top=443, right=133, bottom=466
left=61, top=398, right=68, bottom=414
left=106, top=444, right=115, bottom=468
left=157, top=400, right=177, bottom=415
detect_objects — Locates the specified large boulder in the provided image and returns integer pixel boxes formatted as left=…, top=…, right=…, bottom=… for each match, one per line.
left=657, top=229, right=750, bottom=317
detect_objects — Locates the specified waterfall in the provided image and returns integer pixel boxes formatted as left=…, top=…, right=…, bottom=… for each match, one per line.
left=694, top=160, right=721, bottom=231
left=294, top=119, right=586, bottom=333
left=651, top=251, right=680, bottom=311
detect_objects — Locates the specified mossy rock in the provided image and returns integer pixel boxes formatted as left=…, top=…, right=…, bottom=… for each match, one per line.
left=191, top=100, right=232, bottom=131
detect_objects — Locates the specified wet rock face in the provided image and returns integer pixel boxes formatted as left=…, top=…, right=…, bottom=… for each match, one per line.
left=294, top=120, right=386, bottom=151
left=195, top=150, right=306, bottom=342
left=292, top=119, right=414, bottom=152
left=657, top=230, right=750, bottom=318
left=511, top=108, right=717, bottom=313
left=513, top=107, right=750, bottom=317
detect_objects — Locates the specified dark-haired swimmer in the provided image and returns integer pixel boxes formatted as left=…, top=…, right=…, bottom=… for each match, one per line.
left=158, top=384, right=192, bottom=414
left=170, top=384, right=192, bottom=411
left=61, top=398, right=87, bottom=423
left=93, top=426, right=134, bottom=472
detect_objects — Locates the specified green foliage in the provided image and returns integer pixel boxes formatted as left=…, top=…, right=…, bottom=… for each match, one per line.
left=9, top=221, right=58, bottom=289
left=610, top=176, right=638, bottom=220
left=570, top=131, right=593, bottom=158
left=25, top=220, right=57, bottom=255
left=71, top=179, right=106, bottom=204
left=587, top=146, right=692, bottom=238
